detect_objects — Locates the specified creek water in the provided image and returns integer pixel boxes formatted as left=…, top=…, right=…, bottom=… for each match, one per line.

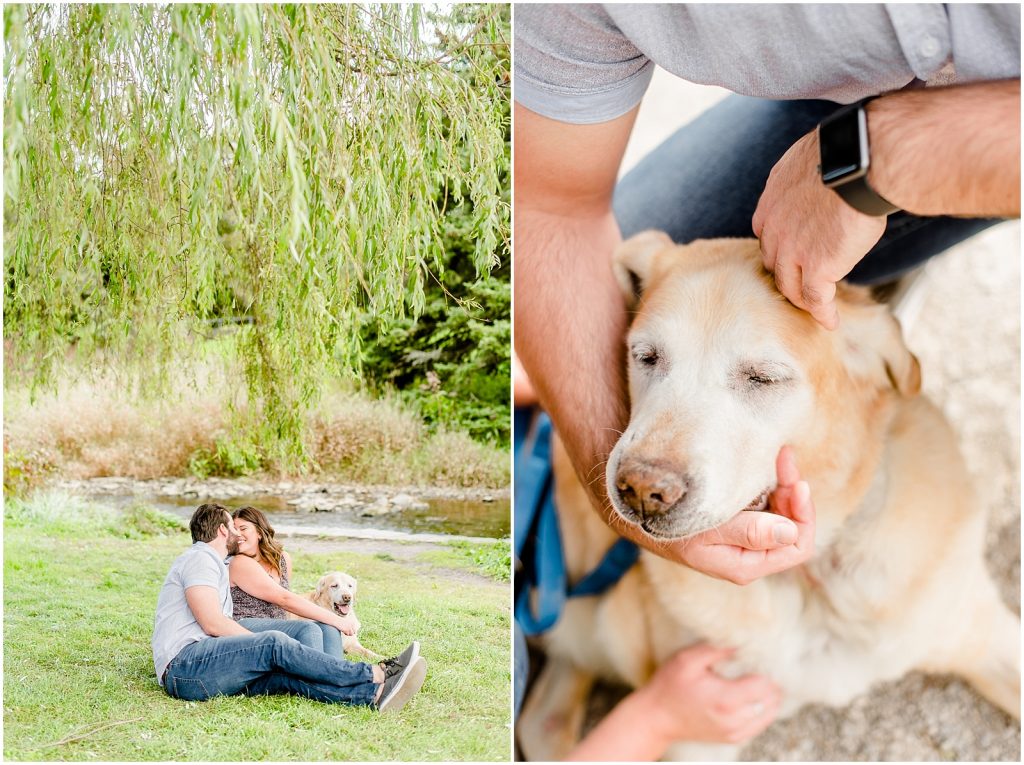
left=101, top=491, right=510, bottom=543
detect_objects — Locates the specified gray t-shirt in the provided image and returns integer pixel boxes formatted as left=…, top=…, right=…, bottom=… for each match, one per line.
left=151, top=542, right=232, bottom=685
left=515, top=4, right=1021, bottom=124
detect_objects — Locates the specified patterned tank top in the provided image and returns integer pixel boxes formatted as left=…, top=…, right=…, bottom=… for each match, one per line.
left=230, top=555, right=291, bottom=620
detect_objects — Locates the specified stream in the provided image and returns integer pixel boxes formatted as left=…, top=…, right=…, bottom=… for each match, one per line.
left=57, top=477, right=510, bottom=545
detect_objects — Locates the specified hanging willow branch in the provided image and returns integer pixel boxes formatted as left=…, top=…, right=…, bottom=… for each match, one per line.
left=3, top=3, right=510, bottom=469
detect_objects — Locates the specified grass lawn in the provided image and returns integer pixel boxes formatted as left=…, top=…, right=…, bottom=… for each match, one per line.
left=3, top=498, right=511, bottom=761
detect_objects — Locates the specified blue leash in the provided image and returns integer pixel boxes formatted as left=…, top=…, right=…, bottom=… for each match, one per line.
left=514, top=409, right=639, bottom=636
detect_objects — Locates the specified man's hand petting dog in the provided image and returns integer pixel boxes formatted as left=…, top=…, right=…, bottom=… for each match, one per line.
left=666, top=446, right=815, bottom=586
left=752, top=128, right=887, bottom=331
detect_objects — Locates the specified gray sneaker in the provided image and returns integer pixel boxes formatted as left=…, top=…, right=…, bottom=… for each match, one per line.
left=376, top=641, right=427, bottom=713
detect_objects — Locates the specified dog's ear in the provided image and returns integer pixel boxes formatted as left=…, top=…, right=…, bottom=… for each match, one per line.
left=613, top=230, right=674, bottom=308
left=314, top=576, right=330, bottom=599
left=835, top=284, right=921, bottom=396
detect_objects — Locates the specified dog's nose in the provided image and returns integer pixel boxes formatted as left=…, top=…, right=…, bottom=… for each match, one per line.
left=615, top=457, right=688, bottom=520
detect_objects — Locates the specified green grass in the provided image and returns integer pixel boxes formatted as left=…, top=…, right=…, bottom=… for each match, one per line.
left=4, top=497, right=511, bottom=761
left=417, top=541, right=512, bottom=582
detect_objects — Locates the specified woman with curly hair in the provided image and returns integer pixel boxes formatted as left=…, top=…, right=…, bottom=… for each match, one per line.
left=228, top=505, right=352, bottom=657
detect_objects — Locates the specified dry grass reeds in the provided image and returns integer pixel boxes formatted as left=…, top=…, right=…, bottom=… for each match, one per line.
left=4, top=376, right=508, bottom=489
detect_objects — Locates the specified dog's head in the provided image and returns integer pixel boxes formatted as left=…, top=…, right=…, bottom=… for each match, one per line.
left=606, top=232, right=920, bottom=540
left=314, top=571, right=359, bottom=616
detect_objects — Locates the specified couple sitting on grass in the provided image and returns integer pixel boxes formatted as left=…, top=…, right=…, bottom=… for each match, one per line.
left=152, top=503, right=427, bottom=712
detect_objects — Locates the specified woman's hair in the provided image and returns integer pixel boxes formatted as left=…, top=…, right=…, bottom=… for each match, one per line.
left=231, top=505, right=285, bottom=577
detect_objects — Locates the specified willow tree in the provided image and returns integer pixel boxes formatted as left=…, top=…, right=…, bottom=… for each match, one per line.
left=3, top=4, right=510, bottom=468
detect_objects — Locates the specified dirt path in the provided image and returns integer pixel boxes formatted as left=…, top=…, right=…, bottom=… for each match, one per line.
left=281, top=531, right=505, bottom=589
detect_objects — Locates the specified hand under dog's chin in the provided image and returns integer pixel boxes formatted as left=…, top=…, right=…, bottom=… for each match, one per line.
left=610, top=503, right=727, bottom=542
left=610, top=489, right=774, bottom=542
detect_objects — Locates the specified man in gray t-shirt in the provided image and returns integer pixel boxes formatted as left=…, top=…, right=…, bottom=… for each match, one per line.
left=151, top=503, right=427, bottom=712
left=151, top=539, right=233, bottom=684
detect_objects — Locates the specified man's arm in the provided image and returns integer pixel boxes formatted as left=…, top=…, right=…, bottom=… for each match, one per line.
left=515, top=104, right=815, bottom=584
left=868, top=79, right=1020, bottom=216
left=754, top=79, right=1021, bottom=328
left=185, top=585, right=251, bottom=637
left=514, top=102, right=636, bottom=520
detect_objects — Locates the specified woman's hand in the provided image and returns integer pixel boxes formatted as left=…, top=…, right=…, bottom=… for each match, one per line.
left=642, top=644, right=781, bottom=745
left=334, top=613, right=358, bottom=636
left=567, top=644, right=781, bottom=761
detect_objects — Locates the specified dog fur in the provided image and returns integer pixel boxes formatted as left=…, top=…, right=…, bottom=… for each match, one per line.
left=292, top=571, right=382, bottom=660
left=517, top=233, right=1020, bottom=761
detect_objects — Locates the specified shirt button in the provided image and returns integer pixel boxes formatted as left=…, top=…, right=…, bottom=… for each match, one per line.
left=919, top=36, right=940, bottom=58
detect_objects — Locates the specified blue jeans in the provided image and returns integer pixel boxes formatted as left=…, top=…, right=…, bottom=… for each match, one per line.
left=613, top=95, right=1000, bottom=285
left=163, top=630, right=377, bottom=706
left=514, top=621, right=528, bottom=719
left=239, top=617, right=345, bottom=658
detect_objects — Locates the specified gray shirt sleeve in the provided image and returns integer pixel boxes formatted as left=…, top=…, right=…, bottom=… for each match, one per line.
left=515, top=4, right=1020, bottom=124
left=182, top=555, right=222, bottom=591
left=514, top=4, right=654, bottom=124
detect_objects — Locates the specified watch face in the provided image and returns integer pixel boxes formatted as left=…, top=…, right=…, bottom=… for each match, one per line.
left=819, top=107, right=868, bottom=185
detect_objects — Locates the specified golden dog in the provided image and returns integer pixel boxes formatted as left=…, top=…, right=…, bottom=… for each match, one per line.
left=517, top=233, right=1020, bottom=760
left=290, top=571, right=382, bottom=660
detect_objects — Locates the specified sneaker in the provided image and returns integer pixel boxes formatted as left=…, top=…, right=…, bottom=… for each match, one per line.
left=376, top=641, right=427, bottom=713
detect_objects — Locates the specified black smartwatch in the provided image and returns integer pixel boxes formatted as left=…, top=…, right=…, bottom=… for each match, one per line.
left=818, top=98, right=900, bottom=216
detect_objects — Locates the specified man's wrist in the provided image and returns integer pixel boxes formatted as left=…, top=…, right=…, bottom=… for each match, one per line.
left=818, top=98, right=899, bottom=216
left=862, top=97, right=905, bottom=211
left=861, top=81, right=1020, bottom=217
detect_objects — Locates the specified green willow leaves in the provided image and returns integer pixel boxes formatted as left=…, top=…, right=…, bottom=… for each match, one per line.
left=3, top=4, right=510, bottom=468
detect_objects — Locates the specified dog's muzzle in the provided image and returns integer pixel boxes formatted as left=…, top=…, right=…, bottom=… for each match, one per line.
left=614, top=455, right=692, bottom=522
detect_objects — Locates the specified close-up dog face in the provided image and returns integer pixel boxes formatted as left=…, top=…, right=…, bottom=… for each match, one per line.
left=315, top=572, right=359, bottom=616
left=605, top=233, right=917, bottom=540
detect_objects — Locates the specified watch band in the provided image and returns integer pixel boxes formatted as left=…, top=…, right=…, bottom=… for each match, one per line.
left=834, top=173, right=900, bottom=216
left=819, top=97, right=901, bottom=217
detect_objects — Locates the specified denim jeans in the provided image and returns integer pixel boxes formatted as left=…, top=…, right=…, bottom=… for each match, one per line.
left=514, top=621, right=528, bottom=719
left=163, top=630, right=377, bottom=706
left=613, top=94, right=1000, bottom=285
left=238, top=617, right=344, bottom=657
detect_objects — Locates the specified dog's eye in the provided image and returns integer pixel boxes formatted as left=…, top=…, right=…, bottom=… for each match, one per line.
left=738, top=362, right=794, bottom=390
left=331, top=584, right=339, bottom=589
left=631, top=343, right=661, bottom=368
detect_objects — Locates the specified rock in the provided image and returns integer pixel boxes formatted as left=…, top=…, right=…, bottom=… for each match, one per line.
left=359, top=499, right=392, bottom=517
left=390, top=493, right=416, bottom=509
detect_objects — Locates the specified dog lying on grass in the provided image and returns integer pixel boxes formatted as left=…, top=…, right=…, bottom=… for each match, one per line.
left=288, top=571, right=383, bottom=660
left=517, top=233, right=1020, bottom=761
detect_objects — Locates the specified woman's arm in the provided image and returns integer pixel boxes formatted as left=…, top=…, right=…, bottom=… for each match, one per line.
left=229, top=556, right=356, bottom=635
